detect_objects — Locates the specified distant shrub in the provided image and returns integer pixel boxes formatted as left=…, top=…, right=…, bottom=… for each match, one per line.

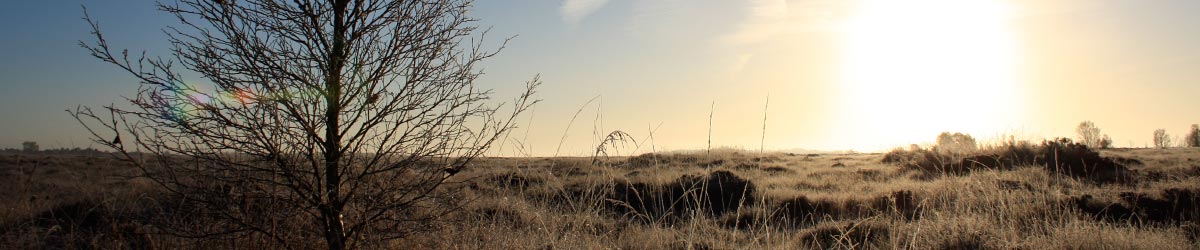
left=1153, top=129, right=1172, bottom=149
left=1187, top=124, right=1200, bottom=147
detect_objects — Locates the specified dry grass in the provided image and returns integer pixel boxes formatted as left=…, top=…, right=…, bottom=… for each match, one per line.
left=2, top=146, right=1199, bottom=249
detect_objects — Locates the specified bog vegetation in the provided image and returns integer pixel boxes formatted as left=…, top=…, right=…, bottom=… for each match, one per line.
left=3, top=134, right=1199, bottom=249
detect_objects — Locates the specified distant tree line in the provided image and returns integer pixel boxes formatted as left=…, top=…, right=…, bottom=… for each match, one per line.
left=0, top=145, right=107, bottom=155
left=923, top=121, right=1200, bottom=152
left=0, top=141, right=108, bottom=154
left=1153, top=124, right=1200, bottom=148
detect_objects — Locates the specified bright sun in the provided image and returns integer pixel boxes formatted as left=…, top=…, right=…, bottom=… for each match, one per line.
left=836, top=0, right=1023, bottom=151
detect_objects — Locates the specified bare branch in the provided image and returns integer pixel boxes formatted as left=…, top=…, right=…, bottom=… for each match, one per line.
left=73, top=1, right=538, bottom=248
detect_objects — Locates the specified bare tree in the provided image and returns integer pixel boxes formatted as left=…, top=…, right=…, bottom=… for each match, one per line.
left=1076, top=121, right=1111, bottom=149
left=69, top=1, right=538, bottom=249
left=1153, top=129, right=1171, bottom=149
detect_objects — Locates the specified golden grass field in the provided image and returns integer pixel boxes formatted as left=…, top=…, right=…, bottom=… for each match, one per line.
left=2, top=145, right=1199, bottom=249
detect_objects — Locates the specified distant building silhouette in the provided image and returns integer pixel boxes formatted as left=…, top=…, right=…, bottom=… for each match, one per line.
left=21, top=141, right=38, bottom=152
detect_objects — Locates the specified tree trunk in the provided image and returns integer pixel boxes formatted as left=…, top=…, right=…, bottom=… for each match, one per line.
left=321, top=205, right=347, bottom=250
left=322, top=1, right=350, bottom=249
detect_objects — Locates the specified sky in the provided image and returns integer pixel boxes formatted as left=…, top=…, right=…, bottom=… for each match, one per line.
left=1, top=0, right=1198, bottom=156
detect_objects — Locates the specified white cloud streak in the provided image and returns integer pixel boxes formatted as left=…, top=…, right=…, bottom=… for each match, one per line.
left=722, top=0, right=848, bottom=45
left=561, top=0, right=612, bottom=25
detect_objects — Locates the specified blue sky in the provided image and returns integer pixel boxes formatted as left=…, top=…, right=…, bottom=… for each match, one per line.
left=2, top=0, right=1199, bottom=155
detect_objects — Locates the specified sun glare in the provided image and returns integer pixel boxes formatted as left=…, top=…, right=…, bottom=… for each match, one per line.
left=836, top=0, right=1023, bottom=151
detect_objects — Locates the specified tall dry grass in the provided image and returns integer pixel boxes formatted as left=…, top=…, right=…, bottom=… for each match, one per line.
left=2, top=145, right=1198, bottom=249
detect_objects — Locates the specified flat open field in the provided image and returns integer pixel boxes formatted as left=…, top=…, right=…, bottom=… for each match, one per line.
left=3, top=146, right=1199, bottom=249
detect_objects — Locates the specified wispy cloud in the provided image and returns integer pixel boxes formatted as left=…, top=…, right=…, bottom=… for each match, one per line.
left=561, top=0, right=612, bottom=26
left=722, top=0, right=847, bottom=45
left=729, top=53, right=755, bottom=74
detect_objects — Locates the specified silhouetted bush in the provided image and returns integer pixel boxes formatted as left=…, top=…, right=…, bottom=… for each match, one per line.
left=1187, top=124, right=1200, bottom=147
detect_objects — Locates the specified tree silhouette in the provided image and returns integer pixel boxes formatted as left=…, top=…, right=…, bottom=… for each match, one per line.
left=935, top=132, right=976, bottom=155
left=1076, top=121, right=1111, bottom=149
left=1187, top=124, right=1200, bottom=147
left=69, top=1, right=538, bottom=248
left=1152, top=129, right=1171, bottom=149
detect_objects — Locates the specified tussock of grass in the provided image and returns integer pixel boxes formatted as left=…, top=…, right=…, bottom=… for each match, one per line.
left=594, top=170, right=756, bottom=223
left=1118, top=188, right=1200, bottom=224
left=796, top=220, right=891, bottom=249
left=5, top=148, right=1200, bottom=248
